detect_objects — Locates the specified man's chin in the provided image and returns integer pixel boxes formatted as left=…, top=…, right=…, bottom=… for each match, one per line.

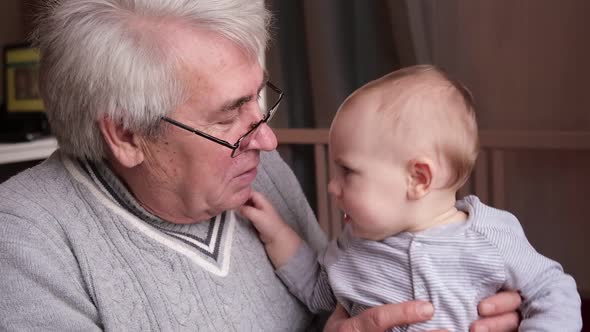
left=228, top=186, right=253, bottom=210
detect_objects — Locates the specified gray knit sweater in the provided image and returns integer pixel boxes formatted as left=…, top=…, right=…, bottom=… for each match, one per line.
left=0, top=150, right=327, bottom=331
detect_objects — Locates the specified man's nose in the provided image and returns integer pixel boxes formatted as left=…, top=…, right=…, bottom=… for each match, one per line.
left=245, top=123, right=277, bottom=152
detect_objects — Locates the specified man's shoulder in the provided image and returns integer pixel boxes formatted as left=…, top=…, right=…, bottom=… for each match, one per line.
left=257, top=150, right=290, bottom=179
left=0, top=151, right=76, bottom=221
left=254, top=150, right=298, bottom=194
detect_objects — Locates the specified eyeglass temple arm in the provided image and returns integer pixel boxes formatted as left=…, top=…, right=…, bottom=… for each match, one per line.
left=160, top=117, right=238, bottom=150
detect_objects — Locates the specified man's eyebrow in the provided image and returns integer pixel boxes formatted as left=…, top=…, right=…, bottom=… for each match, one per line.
left=220, top=96, right=251, bottom=112
left=219, top=71, right=269, bottom=112
left=259, top=71, right=269, bottom=91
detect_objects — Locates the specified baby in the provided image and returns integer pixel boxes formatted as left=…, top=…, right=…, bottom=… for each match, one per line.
left=240, top=65, right=582, bottom=331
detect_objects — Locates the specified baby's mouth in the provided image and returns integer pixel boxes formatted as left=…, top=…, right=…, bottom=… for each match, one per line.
left=343, top=212, right=351, bottom=223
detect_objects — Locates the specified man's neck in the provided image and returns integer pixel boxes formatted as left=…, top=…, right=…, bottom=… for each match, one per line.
left=106, top=158, right=213, bottom=224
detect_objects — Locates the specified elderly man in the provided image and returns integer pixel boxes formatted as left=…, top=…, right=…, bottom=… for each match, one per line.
left=0, top=0, right=521, bottom=330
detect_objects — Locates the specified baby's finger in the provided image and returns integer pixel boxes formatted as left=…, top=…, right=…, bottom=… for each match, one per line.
left=248, top=191, right=272, bottom=210
left=239, top=204, right=263, bottom=220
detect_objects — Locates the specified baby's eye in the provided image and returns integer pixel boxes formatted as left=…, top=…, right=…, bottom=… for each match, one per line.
left=340, top=165, right=353, bottom=176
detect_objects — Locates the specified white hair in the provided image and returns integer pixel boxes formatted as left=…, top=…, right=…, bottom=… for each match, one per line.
left=32, top=0, right=270, bottom=160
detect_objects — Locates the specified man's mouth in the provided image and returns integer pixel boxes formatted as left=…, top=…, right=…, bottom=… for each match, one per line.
left=234, top=164, right=258, bottom=184
left=233, top=154, right=259, bottom=181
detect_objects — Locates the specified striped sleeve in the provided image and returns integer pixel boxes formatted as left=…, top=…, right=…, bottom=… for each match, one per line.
left=275, top=242, right=337, bottom=313
left=475, top=207, right=582, bottom=331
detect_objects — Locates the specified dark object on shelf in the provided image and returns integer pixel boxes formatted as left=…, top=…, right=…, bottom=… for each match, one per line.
left=0, top=126, right=49, bottom=143
left=1, top=43, right=50, bottom=143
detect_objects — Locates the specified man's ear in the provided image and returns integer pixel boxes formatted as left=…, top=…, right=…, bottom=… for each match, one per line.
left=406, top=157, right=434, bottom=200
left=98, top=117, right=145, bottom=168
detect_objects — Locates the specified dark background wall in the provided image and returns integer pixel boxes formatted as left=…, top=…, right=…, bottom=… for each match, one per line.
left=266, top=0, right=589, bottom=300
left=418, top=0, right=590, bottom=297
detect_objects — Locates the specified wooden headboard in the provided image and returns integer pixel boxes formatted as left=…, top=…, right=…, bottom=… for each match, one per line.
left=274, top=128, right=590, bottom=239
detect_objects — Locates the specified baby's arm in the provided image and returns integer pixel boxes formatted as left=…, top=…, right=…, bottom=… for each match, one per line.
left=240, top=191, right=337, bottom=313
left=489, top=228, right=582, bottom=331
left=239, top=191, right=302, bottom=268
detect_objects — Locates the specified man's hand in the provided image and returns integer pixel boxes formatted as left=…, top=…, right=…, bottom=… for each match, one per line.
left=324, top=290, right=521, bottom=332
left=323, top=302, right=441, bottom=332
left=470, top=291, right=521, bottom=332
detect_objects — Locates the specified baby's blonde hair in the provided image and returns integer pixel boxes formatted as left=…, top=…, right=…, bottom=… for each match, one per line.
left=370, top=64, right=479, bottom=190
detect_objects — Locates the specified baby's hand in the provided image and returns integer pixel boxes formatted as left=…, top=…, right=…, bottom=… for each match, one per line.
left=239, top=191, right=288, bottom=244
left=240, top=191, right=303, bottom=268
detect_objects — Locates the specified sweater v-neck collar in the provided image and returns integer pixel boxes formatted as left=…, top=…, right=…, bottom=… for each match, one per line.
left=65, top=155, right=235, bottom=276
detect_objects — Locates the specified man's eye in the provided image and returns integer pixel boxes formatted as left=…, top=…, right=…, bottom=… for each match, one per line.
left=217, top=115, right=238, bottom=125
left=238, top=96, right=256, bottom=110
left=237, top=99, right=249, bottom=108
left=218, top=120, right=234, bottom=125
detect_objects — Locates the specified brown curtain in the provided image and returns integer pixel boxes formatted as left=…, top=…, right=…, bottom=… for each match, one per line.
left=265, top=0, right=417, bottom=210
left=266, top=0, right=416, bottom=129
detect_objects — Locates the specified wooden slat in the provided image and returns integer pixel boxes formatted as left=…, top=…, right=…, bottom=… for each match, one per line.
left=274, top=128, right=329, bottom=144
left=479, top=130, right=590, bottom=150
left=275, top=128, right=590, bottom=150
left=490, top=150, right=506, bottom=209
left=314, top=144, right=330, bottom=235
left=474, top=150, right=489, bottom=203
left=328, top=157, right=342, bottom=239
left=274, top=128, right=590, bottom=239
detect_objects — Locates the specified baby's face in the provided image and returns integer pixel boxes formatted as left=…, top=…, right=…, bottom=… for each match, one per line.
left=328, top=95, right=414, bottom=241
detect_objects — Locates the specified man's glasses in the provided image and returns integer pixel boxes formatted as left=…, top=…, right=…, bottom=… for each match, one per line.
left=161, top=81, right=283, bottom=158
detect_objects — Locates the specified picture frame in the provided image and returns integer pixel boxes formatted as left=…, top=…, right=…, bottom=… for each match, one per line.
left=4, top=44, right=44, bottom=113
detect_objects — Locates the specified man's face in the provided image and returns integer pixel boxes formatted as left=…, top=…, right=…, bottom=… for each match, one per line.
left=137, top=28, right=277, bottom=222
left=327, top=94, right=412, bottom=241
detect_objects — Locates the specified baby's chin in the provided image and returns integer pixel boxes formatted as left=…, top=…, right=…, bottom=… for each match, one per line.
left=351, top=231, right=386, bottom=241
left=349, top=223, right=398, bottom=241
left=343, top=213, right=351, bottom=223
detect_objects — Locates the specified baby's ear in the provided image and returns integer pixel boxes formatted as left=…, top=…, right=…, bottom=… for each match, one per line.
left=406, top=157, right=434, bottom=200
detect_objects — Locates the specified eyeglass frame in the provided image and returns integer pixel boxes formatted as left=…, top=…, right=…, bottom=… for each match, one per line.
left=160, top=81, right=283, bottom=158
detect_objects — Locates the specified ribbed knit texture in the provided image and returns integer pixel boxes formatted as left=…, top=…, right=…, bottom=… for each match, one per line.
left=0, top=150, right=327, bottom=331
left=278, top=196, right=582, bottom=332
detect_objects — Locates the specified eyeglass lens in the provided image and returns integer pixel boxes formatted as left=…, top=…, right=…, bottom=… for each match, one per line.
left=231, top=85, right=281, bottom=157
